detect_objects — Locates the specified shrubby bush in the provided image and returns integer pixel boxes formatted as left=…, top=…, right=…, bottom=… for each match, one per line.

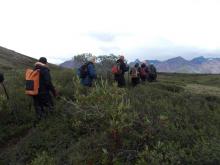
left=30, top=151, right=55, bottom=165
left=0, top=69, right=220, bottom=165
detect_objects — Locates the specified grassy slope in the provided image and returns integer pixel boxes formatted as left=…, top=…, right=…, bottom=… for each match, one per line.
left=0, top=69, right=219, bottom=164
left=0, top=46, right=36, bottom=70
left=0, top=46, right=59, bottom=72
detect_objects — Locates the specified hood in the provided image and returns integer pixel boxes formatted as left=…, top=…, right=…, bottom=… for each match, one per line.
left=117, top=59, right=124, bottom=64
left=35, top=62, right=48, bottom=68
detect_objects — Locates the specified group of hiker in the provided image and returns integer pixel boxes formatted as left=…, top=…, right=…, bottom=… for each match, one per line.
left=1, top=56, right=156, bottom=123
left=129, top=62, right=157, bottom=86
left=78, top=55, right=157, bottom=88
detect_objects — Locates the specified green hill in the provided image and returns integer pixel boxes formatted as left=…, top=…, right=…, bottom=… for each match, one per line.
left=0, top=50, right=220, bottom=164
left=0, top=46, right=36, bottom=70
left=0, top=46, right=58, bottom=71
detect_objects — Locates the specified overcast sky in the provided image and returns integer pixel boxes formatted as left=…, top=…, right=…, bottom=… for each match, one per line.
left=0, top=0, right=220, bottom=63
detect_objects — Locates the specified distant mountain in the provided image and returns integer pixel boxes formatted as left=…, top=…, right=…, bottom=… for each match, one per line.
left=129, top=59, right=142, bottom=66
left=60, top=59, right=81, bottom=69
left=191, top=56, right=207, bottom=64
left=148, top=60, right=161, bottom=65
left=129, top=56, right=220, bottom=74
left=156, top=56, right=192, bottom=73
left=60, top=59, right=74, bottom=68
left=129, top=59, right=161, bottom=66
left=166, top=56, right=189, bottom=65
left=60, top=55, right=220, bottom=73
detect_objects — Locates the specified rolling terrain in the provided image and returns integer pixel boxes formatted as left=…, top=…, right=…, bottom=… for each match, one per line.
left=0, top=46, right=59, bottom=71
left=0, top=46, right=36, bottom=70
left=0, top=47, right=220, bottom=164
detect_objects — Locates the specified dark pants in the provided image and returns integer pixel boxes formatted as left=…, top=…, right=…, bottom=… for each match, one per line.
left=115, top=74, right=126, bottom=87
left=33, top=93, right=54, bottom=121
left=140, top=76, right=147, bottom=82
left=131, top=78, right=140, bottom=87
left=147, top=74, right=156, bottom=82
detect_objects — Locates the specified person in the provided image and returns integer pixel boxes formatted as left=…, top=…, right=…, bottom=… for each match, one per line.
left=130, top=63, right=141, bottom=87
left=147, top=64, right=157, bottom=82
left=140, top=61, right=149, bottom=82
left=78, top=56, right=97, bottom=87
left=0, top=73, right=4, bottom=83
left=32, top=57, right=57, bottom=122
left=114, top=56, right=129, bottom=87
left=0, top=73, right=9, bottom=100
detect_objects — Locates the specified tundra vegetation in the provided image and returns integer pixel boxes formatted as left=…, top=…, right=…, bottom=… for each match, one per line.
left=0, top=54, right=220, bottom=165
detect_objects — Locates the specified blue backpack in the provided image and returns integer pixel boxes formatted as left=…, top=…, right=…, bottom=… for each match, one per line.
left=78, top=62, right=90, bottom=78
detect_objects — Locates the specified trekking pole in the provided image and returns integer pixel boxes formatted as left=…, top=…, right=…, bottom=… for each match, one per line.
left=1, top=82, right=9, bottom=100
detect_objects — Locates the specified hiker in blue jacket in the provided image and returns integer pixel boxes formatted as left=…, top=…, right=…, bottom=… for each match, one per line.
left=78, top=56, right=97, bottom=87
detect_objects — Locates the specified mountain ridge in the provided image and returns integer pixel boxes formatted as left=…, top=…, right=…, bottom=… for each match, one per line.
left=60, top=55, right=220, bottom=74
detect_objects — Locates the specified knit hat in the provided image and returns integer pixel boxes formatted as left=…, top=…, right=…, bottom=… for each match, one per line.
left=87, top=56, right=96, bottom=62
left=135, top=63, right=139, bottom=67
left=39, top=57, right=47, bottom=64
left=119, top=55, right=125, bottom=61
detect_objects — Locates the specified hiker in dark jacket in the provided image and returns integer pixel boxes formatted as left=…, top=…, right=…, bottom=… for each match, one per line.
left=130, top=63, right=141, bottom=86
left=78, top=56, right=97, bottom=87
left=0, top=73, right=9, bottom=100
left=140, top=62, right=149, bottom=82
left=114, top=56, right=129, bottom=87
left=0, top=73, right=4, bottom=83
left=33, top=57, right=57, bottom=122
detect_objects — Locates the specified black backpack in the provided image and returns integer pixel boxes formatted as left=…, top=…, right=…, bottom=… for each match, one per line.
left=0, top=73, right=4, bottom=83
left=79, top=62, right=90, bottom=78
left=148, top=65, right=157, bottom=81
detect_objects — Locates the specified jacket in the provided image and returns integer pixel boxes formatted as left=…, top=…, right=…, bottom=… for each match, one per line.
left=34, top=62, right=56, bottom=95
left=116, top=59, right=129, bottom=75
left=140, top=63, right=149, bottom=76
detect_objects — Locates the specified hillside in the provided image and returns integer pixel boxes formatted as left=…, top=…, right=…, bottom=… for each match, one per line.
left=0, top=46, right=59, bottom=71
left=0, top=46, right=36, bottom=70
left=0, top=68, right=220, bottom=164
left=60, top=58, right=81, bottom=69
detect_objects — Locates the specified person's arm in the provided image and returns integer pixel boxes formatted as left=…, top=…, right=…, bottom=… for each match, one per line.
left=88, top=64, right=97, bottom=79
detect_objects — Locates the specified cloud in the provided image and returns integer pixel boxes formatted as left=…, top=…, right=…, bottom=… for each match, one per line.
left=128, top=45, right=220, bottom=62
left=99, top=46, right=121, bottom=54
left=0, top=0, right=220, bottom=64
left=87, top=32, right=117, bottom=42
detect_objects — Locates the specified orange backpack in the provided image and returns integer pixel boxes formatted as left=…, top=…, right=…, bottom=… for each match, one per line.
left=111, top=63, right=121, bottom=74
left=25, top=69, right=40, bottom=96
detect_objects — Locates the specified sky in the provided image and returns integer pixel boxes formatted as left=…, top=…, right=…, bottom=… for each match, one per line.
left=0, top=0, right=220, bottom=63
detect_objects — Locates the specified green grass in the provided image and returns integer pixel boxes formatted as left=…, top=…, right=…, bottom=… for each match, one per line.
left=0, top=70, right=220, bottom=165
left=158, top=73, right=220, bottom=87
